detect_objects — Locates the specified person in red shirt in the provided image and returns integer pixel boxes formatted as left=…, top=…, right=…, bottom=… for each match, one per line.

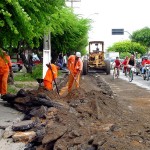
left=113, top=57, right=121, bottom=68
left=112, top=57, right=121, bottom=76
left=141, top=56, right=150, bottom=74
left=122, top=56, right=129, bottom=75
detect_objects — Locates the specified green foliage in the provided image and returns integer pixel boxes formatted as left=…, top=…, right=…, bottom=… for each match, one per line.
left=119, top=52, right=131, bottom=59
left=0, top=0, right=65, bottom=50
left=51, top=7, right=91, bottom=56
left=31, top=64, right=43, bottom=79
left=107, top=40, right=146, bottom=55
left=132, top=27, right=150, bottom=47
left=0, top=0, right=90, bottom=59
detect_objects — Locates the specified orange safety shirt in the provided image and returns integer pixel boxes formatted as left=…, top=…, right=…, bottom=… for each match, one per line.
left=44, top=64, right=58, bottom=82
left=67, top=55, right=83, bottom=75
left=0, top=54, right=12, bottom=74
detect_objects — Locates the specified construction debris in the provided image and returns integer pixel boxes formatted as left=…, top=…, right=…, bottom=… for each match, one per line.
left=2, top=74, right=150, bottom=150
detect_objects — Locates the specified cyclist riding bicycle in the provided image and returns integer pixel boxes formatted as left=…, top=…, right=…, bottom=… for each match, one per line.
left=112, top=57, right=121, bottom=75
left=127, top=55, right=136, bottom=73
left=141, top=56, right=150, bottom=74
left=122, top=56, right=129, bottom=75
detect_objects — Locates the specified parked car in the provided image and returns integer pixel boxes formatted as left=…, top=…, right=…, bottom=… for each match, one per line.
left=11, top=59, right=23, bottom=72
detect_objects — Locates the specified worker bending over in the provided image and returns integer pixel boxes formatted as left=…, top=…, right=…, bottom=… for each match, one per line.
left=0, top=50, right=12, bottom=96
left=43, top=63, right=59, bottom=90
left=67, top=52, right=83, bottom=92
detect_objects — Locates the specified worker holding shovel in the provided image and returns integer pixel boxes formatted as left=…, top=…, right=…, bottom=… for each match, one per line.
left=43, top=63, right=59, bottom=93
left=67, top=52, right=83, bottom=92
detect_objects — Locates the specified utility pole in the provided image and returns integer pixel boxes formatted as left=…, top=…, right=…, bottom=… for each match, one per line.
left=43, top=33, right=51, bottom=78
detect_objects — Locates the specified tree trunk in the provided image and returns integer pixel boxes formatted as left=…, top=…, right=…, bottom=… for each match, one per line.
left=20, top=53, right=33, bottom=73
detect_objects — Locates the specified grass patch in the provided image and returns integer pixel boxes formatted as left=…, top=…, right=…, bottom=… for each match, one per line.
left=14, top=73, right=35, bottom=82
left=8, top=85, right=18, bottom=94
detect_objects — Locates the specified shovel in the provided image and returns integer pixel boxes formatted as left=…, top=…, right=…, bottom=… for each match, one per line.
left=70, top=71, right=80, bottom=87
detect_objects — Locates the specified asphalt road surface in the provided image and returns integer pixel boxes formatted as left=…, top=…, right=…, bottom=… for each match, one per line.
left=112, top=70, right=150, bottom=90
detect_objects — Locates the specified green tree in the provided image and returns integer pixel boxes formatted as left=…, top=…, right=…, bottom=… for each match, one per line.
left=50, top=8, right=90, bottom=61
left=0, top=0, right=65, bottom=50
left=131, top=27, right=150, bottom=54
left=131, top=27, right=150, bottom=47
left=107, top=40, right=146, bottom=55
left=119, top=52, right=131, bottom=59
left=0, top=1, right=91, bottom=71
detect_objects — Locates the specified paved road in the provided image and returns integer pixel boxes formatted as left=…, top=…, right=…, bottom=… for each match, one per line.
left=0, top=98, right=25, bottom=150
left=111, top=70, right=150, bottom=90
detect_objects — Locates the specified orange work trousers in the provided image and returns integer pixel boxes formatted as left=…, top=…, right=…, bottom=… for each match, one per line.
left=68, top=73, right=80, bottom=92
left=0, top=71, right=9, bottom=95
left=43, top=80, right=53, bottom=90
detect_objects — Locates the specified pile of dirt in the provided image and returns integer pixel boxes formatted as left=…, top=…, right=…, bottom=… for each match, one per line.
left=2, top=74, right=150, bottom=150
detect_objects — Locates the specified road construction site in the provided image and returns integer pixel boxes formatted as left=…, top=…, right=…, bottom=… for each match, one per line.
left=0, top=72, right=150, bottom=150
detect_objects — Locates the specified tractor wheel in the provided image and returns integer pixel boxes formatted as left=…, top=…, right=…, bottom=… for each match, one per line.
left=83, top=60, right=88, bottom=75
left=104, top=60, right=110, bottom=75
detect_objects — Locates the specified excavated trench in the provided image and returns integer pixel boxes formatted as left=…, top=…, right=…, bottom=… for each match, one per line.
left=2, top=74, right=150, bottom=150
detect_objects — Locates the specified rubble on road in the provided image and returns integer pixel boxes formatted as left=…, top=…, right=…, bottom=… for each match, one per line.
left=1, top=74, right=150, bottom=150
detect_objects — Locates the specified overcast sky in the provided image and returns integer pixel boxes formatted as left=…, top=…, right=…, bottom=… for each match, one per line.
left=66, top=0, right=150, bottom=50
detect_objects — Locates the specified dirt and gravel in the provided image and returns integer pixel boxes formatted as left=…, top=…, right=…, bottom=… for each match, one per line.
left=1, top=73, right=150, bottom=150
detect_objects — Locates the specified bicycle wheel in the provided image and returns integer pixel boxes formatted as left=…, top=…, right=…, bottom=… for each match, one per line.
left=128, top=70, right=133, bottom=82
left=146, top=70, right=149, bottom=81
left=113, top=69, right=116, bottom=80
left=117, top=68, right=119, bottom=78
left=125, top=69, right=127, bottom=76
left=131, top=70, right=133, bottom=81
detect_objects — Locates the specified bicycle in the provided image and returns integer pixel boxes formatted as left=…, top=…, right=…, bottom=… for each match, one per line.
left=127, top=65, right=136, bottom=82
left=113, top=67, right=120, bottom=79
left=143, top=64, right=150, bottom=81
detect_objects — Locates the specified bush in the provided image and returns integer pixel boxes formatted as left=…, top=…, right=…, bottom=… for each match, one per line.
left=31, top=64, right=43, bottom=79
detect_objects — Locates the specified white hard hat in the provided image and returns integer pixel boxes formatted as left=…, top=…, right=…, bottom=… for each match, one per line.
left=76, top=52, right=81, bottom=58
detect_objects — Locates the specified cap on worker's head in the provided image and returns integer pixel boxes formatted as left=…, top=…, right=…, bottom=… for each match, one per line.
left=75, top=52, right=81, bottom=58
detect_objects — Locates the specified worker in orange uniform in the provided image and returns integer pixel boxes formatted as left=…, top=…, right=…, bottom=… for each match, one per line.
left=0, top=50, right=12, bottom=96
left=67, top=52, right=83, bottom=92
left=43, top=63, right=59, bottom=90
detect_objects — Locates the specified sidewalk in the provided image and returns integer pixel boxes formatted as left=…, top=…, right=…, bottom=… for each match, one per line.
left=0, top=98, right=25, bottom=150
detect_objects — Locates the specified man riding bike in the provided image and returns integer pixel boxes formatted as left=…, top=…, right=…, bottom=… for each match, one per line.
left=126, top=55, right=136, bottom=81
left=141, top=56, right=150, bottom=74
